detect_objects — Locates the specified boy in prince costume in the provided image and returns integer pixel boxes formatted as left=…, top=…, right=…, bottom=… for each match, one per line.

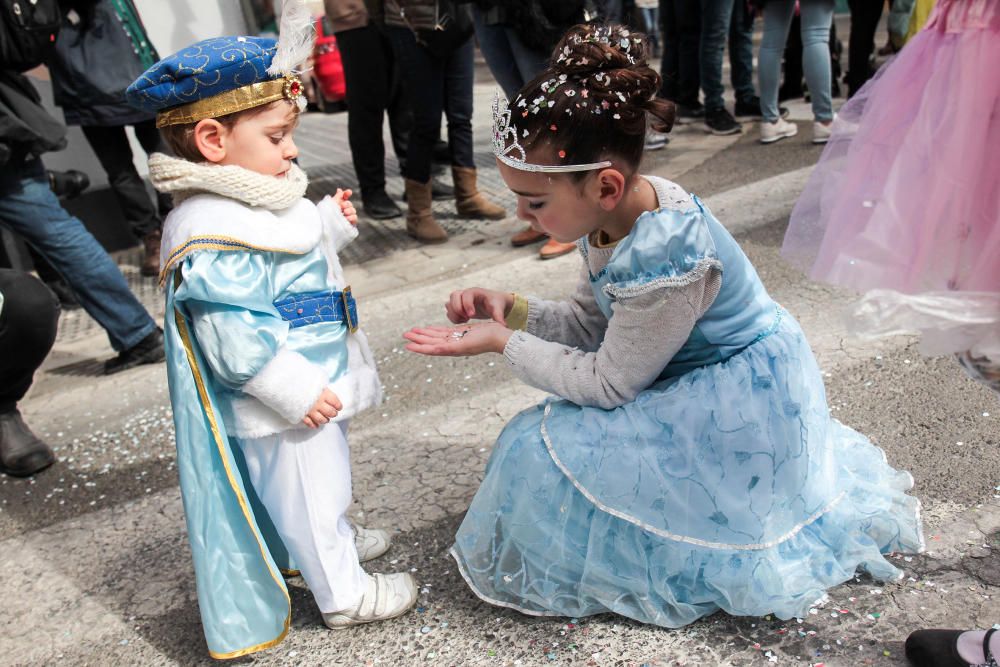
left=406, top=24, right=924, bottom=627
left=125, top=5, right=416, bottom=659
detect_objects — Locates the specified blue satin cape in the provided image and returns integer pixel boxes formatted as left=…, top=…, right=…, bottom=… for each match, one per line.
left=164, top=270, right=297, bottom=659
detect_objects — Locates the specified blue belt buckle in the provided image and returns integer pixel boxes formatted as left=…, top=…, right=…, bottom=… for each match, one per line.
left=341, top=285, right=357, bottom=333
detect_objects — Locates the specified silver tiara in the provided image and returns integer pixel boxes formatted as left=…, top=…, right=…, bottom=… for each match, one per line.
left=491, top=91, right=612, bottom=174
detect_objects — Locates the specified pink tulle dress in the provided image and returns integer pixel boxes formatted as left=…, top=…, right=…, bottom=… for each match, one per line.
left=782, top=0, right=1000, bottom=389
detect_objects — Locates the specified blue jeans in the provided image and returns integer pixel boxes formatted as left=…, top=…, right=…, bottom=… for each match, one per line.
left=387, top=29, right=476, bottom=184
left=471, top=7, right=549, bottom=99
left=699, top=0, right=756, bottom=111
left=0, top=158, right=156, bottom=351
left=758, top=0, right=834, bottom=122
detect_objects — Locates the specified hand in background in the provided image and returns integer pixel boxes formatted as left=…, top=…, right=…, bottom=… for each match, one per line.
left=303, top=388, right=343, bottom=428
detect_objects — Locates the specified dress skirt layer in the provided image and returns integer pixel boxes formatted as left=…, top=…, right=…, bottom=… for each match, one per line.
left=452, top=312, right=924, bottom=626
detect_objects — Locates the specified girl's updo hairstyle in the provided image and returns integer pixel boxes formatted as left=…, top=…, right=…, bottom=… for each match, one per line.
left=508, top=23, right=675, bottom=181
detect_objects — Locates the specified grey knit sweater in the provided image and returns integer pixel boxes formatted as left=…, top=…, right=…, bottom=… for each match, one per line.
left=502, top=178, right=722, bottom=410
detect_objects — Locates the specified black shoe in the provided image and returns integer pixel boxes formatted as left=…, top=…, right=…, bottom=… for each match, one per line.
left=431, top=179, right=454, bottom=201
left=734, top=96, right=790, bottom=120
left=0, top=410, right=56, bottom=477
left=45, top=279, right=80, bottom=310
left=675, top=101, right=705, bottom=121
left=906, top=628, right=997, bottom=667
left=47, top=169, right=90, bottom=200
left=104, top=328, right=165, bottom=375
left=362, top=190, right=402, bottom=220
left=704, top=107, right=742, bottom=135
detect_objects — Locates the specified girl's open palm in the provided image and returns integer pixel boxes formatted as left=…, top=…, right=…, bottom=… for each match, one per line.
left=404, top=322, right=512, bottom=357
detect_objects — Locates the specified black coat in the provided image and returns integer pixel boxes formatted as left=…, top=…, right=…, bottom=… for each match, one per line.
left=46, top=0, right=155, bottom=126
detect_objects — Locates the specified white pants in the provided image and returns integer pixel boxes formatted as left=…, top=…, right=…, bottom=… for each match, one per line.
left=239, top=422, right=367, bottom=613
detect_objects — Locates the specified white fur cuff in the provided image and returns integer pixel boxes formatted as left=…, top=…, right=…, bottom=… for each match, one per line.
left=242, top=347, right=328, bottom=424
left=317, top=196, right=359, bottom=253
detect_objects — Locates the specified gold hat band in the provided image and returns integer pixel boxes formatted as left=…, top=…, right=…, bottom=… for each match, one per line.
left=156, top=76, right=303, bottom=128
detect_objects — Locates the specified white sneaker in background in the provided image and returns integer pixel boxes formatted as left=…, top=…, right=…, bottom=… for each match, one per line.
left=813, top=119, right=834, bottom=144
left=353, top=525, right=391, bottom=562
left=644, top=129, right=668, bottom=151
left=759, top=117, right=798, bottom=144
left=322, top=572, right=418, bottom=629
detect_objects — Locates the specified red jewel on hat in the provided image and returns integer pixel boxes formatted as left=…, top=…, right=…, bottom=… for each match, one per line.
left=558, top=150, right=566, bottom=158
left=289, top=81, right=301, bottom=96
left=550, top=124, right=557, bottom=131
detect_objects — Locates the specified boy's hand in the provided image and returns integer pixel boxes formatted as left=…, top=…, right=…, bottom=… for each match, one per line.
left=302, top=388, right=343, bottom=428
left=332, top=188, right=358, bottom=227
left=446, top=288, right=513, bottom=325
left=403, top=322, right=513, bottom=357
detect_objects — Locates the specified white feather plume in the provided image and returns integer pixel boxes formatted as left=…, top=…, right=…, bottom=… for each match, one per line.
left=267, top=0, right=315, bottom=77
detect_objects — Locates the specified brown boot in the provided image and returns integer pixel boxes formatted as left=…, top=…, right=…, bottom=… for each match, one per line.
left=404, top=179, right=448, bottom=244
left=141, top=228, right=161, bottom=277
left=452, top=166, right=506, bottom=220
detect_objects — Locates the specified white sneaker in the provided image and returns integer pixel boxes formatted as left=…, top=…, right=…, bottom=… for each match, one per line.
left=759, top=117, right=798, bottom=144
left=644, top=128, right=668, bottom=151
left=322, top=572, right=418, bottom=629
left=812, top=119, right=834, bottom=144
left=353, top=525, right=391, bottom=562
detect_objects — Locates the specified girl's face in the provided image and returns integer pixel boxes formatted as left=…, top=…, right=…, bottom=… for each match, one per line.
left=497, top=160, right=603, bottom=243
left=217, top=101, right=299, bottom=178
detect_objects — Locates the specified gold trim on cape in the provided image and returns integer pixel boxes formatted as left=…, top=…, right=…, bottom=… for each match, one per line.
left=173, top=271, right=291, bottom=659
left=156, top=76, right=303, bottom=128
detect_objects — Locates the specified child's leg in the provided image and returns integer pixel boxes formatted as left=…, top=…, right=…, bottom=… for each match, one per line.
left=239, top=424, right=367, bottom=613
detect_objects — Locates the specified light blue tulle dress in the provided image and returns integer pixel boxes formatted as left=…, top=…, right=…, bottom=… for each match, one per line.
left=451, top=177, right=925, bottom=626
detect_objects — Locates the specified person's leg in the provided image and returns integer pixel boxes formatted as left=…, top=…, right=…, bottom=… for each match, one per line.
left=728, top=0, right=756, bottom=105
left=0, top=270, right=58, bottom=413
left=0, top=159, right=157, bottom=352
left=131, top=119, right=173, bottom=218
left=800, top=0, right=835, bottom=122
left=845, top=0, right=884, bottom=97
left=472, top=6, right=524, bottom=98
left=0, top=269, right=58, bottom=476
left=80, top=125, right=160, bottom=240
left=337, top=25, right=393, bottom=200
left=444, top=37, right=505, bottom=220
left=677, top=0, right=703, bottom=109
left=659, top=0, right=681, bottom=101
left=380, top=24, right=412, bottom=169
left=780, top=12, right=805, bottom=99
left=699, top=0, right=733, bottom=113
left=388, top=28, right=449, bottom=242
left=504, top=26, right=549, bottom=89
left=759, top=0, right=796, bottom=122
left=238, top=425, right=367, bottom=613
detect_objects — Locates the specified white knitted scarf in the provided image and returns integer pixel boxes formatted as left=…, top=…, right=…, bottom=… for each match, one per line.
left=147, top=152, right=308, bottom=210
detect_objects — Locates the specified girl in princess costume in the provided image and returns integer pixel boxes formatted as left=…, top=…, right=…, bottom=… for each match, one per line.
left=125, top=4, right=416, bottom=660
left=781, top=1, right=999, bottom=664
left=405, top=23, right=924, bottom=627
left=782, top=0, right=999, bottom=397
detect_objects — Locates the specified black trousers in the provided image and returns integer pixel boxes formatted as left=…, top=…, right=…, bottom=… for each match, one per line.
left=0, top=269, right=59, bottom=413
left=659, top=0, right=702, bottom=106
left=845, top=0, right=885, bottom=97
left=337, top=22, right=412, bottom=198
left=81, top=119, right=172, bottom=240
left=388, top=28, right=476, bottom=184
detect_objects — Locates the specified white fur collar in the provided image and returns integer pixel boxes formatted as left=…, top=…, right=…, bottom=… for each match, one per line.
left=158, top=194, right=321, bottom=285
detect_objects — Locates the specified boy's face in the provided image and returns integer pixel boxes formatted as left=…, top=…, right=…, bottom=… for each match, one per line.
left=216, top=101, right=299, bottom=177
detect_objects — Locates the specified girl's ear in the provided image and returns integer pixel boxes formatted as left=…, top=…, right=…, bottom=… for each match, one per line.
left=594, top=168, right=626, bottom=211
left=193, top=119, right=228, bottom=163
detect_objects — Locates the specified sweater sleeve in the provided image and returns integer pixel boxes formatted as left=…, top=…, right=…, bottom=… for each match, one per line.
left=516, top=263, right=608, bottom=352
left=502, top=268, right=721, bottom=409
